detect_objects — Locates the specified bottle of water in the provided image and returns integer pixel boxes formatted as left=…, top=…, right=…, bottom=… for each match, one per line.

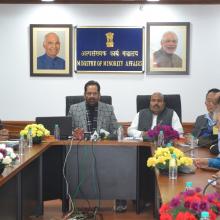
left=157, top=130, right=164, bottom=147
left=54, top=124, right=60, bottom=140
left=169, top=154, right=177, bottom=180
left=185, top=181, right=193, bottom=191
left=19, top=135, right=25, bottom=155
left=200, top=211, right=210, bottom=220
left=117, top=125, right=124, bottom=142
left=190, top=134, right=198, bottom=156
left=189, top=134, right=195, bottom=157
left=27, top=128, right=33, bottom=148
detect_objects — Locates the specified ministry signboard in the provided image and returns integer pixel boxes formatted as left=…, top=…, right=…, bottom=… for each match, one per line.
left=75, top=26, right=144, bottom=73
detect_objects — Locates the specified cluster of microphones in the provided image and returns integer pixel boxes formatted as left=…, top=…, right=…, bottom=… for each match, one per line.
left=73, top=128, right=117, bottom=141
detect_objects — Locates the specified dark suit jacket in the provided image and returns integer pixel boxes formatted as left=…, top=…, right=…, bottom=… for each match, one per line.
left=192, top=114, right=208, bottom=137
left=68, top=101, right=118, bottom=134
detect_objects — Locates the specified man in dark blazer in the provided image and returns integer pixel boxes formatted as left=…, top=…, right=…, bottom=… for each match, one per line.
left=192, top=88, right=220, bottom=138
left=68, top=80, right=127, bottom=212
left=68, top=80, right=118, bottom=135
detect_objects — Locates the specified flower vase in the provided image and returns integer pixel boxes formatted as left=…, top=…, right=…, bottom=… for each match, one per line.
left=33, top=136, right=42, bottom=144
left=158, top=168, right=169, bottom=176
left=0, top=164, right=5, bottom=175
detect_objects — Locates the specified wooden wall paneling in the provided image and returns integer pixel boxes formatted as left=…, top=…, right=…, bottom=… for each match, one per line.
left=3, top=121, right=194, bottom=138
left=3, top=121, right=34, bottom=139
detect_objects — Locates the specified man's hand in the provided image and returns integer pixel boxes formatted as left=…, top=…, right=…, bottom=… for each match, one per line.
left=73, top=128, right=84, bottom=140
left=193, top=158, right=209, bottom=168
left=213, top=171, right=220, bottom=193
left=0, top=129, right=9, bottom=141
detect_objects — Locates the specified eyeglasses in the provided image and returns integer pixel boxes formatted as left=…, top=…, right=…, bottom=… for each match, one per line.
left=205, top=99, right=216, bottom=104
left=85, top=92, right=99, bottom=97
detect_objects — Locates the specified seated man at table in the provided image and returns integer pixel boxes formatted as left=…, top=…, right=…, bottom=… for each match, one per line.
left=192, top=88, right=220, bottom=148
left=68, top=80, right=127, bottom=212
left=0, top=120, right=9, bottom=141
left=127, top=92, right=183, bottom=138
left=195, top=95, right=220, bottom=169
left=68, top=80, right=118, bottom=137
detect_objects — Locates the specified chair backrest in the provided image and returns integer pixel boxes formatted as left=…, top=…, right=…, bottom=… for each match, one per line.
left=66, top=95, right=112, bottom=116
left=136, top=94, right=182, bottom=122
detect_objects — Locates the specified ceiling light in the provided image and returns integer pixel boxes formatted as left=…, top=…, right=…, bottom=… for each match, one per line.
left=41, top=0, right=55, bottom=2
left=147, top=0, right=160, bottom=2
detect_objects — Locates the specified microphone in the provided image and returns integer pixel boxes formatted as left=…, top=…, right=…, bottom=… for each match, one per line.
left=91, top=130, right=99, bottom=141
left=99, top=129, right=110, bottom=140
left=158, top=120, right=163, bottom=125
left=84, top=132, right=92, bottom=141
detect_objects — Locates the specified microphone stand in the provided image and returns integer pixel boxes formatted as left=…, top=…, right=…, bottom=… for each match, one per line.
left=203, top=176, right=220, bottom=195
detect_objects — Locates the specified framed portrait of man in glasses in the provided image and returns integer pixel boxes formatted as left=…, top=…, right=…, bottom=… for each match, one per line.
left=30, top=24, right=72, bottom=77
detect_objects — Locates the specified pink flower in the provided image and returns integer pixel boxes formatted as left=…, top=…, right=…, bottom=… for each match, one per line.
left=147, top=125, right=179, bottom=143
left=170, top=196, right=181, bottom=208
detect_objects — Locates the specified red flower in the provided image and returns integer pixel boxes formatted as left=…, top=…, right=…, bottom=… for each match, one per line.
left=159, top=188, right=220, bottom=219
left=159, top=203, right=170, bottom=214
left=176, top=212, right=197, bottom=220
left=160, top=213, right=173, bottom=220
left=209, top=210, right=217, bottom=220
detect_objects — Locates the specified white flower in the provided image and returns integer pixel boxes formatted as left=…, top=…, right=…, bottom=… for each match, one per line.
left=6, top=147, right=13, bottom=153
left=10, top=152, right=16, bottom=160
left=0, top=153, right=3, bottom=160
left=0, top=144, right=6, bottom=149
left=2, top=156, right=12, bottom=165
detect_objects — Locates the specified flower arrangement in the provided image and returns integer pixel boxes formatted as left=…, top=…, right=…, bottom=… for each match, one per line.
left=147, top=146, right=193, bottom=171
left=0, top=144, right=18, bottom=173
left=147, top=125, right=179, bottom=144
left=20, top=124, right=50, bottom=142
left=159, top=187, right=220, bottom=220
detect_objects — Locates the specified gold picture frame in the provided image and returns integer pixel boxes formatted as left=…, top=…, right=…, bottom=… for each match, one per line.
left=147, top=22, right=190, bottom=75
left=30, top=24, right=72, bottom=77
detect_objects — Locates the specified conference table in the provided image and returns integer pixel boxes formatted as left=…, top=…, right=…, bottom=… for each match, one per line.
left=0, top=137, right=216, bottom=219
left=0, top=141, right=50, bottom=220
left=154, top=146, right=217, bottom=218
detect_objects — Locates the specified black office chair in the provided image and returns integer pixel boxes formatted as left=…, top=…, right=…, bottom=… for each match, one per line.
left=136, top=94, right=182, bottom=213
left=65, top=95, right=112, bottom=116
left=136, top=94, right=182, bottom=122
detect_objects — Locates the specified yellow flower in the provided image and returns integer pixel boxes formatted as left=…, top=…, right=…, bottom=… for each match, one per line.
left=147, top=146, right=192, bottom=169
left=20, top=123, right=50, bottom=138
left=37, top=130, right=43, bottom=137
left=32, top=131, right=37, bottom=137
left=147, top=157, right=157, bottom=167
left=156, top=156, right=167, bottom=164
left=20, top=129, right=28, bottom=136
left=44, top=130, right=50, bottom=136
left=179, top=157, right=193, bottom=166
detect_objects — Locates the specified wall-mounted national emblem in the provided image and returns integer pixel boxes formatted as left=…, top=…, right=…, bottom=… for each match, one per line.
left=105, top=32, right=114, bottom=48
